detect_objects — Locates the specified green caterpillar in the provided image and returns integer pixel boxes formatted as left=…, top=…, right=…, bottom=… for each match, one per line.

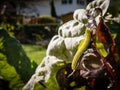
left=71, top=28, right=91, bottom=70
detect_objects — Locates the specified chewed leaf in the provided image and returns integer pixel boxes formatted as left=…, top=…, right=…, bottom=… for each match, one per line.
left=99, top=0, right=110, bottom=16
left=86, top=0, right=110, bottom=24
left=86, top=0, right=110, bottom=16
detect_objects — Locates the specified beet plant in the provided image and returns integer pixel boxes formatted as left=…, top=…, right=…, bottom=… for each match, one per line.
left=23, top=0, right=120, bottom=90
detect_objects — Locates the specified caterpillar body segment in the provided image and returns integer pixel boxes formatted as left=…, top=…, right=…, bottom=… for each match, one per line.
left=71, top=28, right=91, bottom=70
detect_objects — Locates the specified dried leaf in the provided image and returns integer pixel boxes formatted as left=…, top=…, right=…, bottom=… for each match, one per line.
left=96, top=17, right=115, bottom=54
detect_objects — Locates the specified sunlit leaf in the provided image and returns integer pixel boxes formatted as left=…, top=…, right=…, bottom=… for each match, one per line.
left=0, top=28, right=34, bottom=89
left=96, top=41, right=108, bottom=57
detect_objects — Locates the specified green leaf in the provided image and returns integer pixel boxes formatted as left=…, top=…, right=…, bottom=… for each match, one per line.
left=96, top=39, right=108, bottom=57
left=0, top=28, right=34, bottom=89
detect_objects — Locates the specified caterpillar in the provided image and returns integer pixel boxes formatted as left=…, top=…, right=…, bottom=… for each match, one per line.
left=71, top=27, right=91, bottom=70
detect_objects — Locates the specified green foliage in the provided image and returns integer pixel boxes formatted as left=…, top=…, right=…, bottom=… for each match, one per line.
left=0, top=22, right=15, bottom=36
left=96, top=38, right=108, bottom=57
left=0, top=61, right=24, bottom=90
left=22, top=44, right=46, bottom=64
left=38, top=15, right=57, bottom=24
left=34, top=75, right=59, bottom=90
left=17, top=24, right=59, bottom=43
left=0, top=28, right=35, bottom=89
left=108, top=0, right=120, bottom=17
left=0, top=15, right=17, bottom=36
